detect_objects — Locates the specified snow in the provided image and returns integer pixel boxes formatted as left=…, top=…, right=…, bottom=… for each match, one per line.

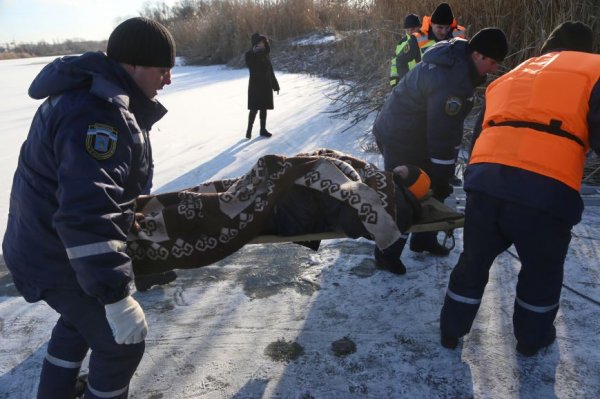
left=1, top=57, right=600, bottom=398
left=291, top=34, right=338, bottom=47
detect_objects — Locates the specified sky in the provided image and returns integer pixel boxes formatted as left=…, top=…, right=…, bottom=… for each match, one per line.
left=1, top=57, right=600, bottom=398
left=0, top=0, right=178, bottom=44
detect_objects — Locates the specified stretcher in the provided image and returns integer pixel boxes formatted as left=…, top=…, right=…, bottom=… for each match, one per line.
left=249, top=196, right=464, bottom=244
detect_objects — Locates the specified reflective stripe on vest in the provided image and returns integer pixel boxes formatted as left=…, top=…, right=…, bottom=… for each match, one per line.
left=470, top=51, right=600, bottom=191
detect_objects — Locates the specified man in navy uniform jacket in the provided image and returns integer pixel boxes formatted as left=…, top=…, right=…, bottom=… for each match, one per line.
left=3, top=17, right=176, bottom=398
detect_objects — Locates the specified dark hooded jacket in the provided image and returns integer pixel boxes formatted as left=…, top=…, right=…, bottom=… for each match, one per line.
left=373, top=38, right=483, bottom=195
left=2, top=51, right=167, bottom=304
left=245, top=34, right=280, bottom=110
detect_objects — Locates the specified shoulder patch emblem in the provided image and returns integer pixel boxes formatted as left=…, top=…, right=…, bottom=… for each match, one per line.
left=445, top=96, right=463, bottom=116
left=85, top=123, right=118, bottom=160
left=402, top=41, right=410, bottom=53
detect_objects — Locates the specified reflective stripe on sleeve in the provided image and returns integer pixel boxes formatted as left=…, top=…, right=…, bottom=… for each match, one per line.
left=87, top=382, right=129, bottom=398
left=516, top=297, right=559, bottom=314
left=430, top=157, right=455, bottom=165
left=45, top=353, right=83, bottom=369
left=66, top=240, right=126, bottom=260
left=446, top=289, right=481, bottom=305
left=132, top=131, right=145, bottom=144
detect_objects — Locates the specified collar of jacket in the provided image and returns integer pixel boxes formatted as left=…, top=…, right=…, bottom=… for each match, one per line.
left=99, top=59, right=168, bottom=130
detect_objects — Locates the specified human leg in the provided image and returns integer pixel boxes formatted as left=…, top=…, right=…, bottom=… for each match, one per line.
left=504, top=203, right=571, bottom=355
left=42, top=289, right=145, bottom=399
left=247, top=109, right=258, bottom=139
left=37, top=316, right=89, bottom=399
left=440, top=192, right=512, bottom=347
left=259, top=109, right=271, bottom=137
left=374, top=234, right=408, bottom=274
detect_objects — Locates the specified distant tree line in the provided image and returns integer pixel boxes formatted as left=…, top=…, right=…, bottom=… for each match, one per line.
left=0, top=40, right=107, bottom=59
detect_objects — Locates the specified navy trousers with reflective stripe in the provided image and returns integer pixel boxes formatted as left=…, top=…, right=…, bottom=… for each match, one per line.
left=440, top=191, right=571, bottom=346
left=38, top=289, right=144, bottom=399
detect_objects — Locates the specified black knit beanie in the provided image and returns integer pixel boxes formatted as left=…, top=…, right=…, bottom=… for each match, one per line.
left=431, top=3, right=454, bottom=25
left=403, top=14, right=421, bottom=29
left=469, top=28, right=508, bottom=62
left=107, top=17, right=176, bottom=68
left=540, top=21, right=594, bottom=54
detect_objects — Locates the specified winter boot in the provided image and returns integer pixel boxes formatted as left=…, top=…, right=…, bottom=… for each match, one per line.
left=246, top=125, right=252, bottom=139
left=440, top=334, right=459, bottom=349
left=373, top=237, right=407, bottom=275
left=516, top=326, right=557, bottom=357
left=135, top=270, right=178, bottom=292
left=259, top=112, right=272, bottom=137
left=409, top=231, right=450, bottom=256
left=259, top=129, right=272, bottom=138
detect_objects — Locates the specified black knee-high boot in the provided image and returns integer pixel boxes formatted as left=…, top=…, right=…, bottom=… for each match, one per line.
left=259, top=109, right=271, bottom=137
left=247, top=110, right=258, bottom=139
left=374, top=235, right=408, bottom=275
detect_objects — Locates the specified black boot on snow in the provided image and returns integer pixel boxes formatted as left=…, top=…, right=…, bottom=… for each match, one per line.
left=409, top=232, right=450, bottom=256
left=373, top=238, right=407, bottom=275
left=135, top=270, right=178, bottom=292
left=516, top=326, right=557, bottom=357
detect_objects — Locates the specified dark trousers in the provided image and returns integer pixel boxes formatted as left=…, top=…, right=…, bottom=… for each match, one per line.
left=38, top=289, right=145, bottom=399
left=440, top=191, right=571, bottom=346
left=248, top=109, right=267, bottom=131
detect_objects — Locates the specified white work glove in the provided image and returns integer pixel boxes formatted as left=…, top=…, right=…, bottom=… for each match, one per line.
left=104, top=296, right=148, bottom=344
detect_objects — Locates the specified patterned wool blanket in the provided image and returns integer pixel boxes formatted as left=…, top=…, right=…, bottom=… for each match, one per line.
left=127, top=149, right=402, bottom=275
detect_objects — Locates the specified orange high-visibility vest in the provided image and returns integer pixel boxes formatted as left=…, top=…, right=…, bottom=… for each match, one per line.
left=415, top=16, right=466, bottom=51
left=470, top=51, right=600, bottom=191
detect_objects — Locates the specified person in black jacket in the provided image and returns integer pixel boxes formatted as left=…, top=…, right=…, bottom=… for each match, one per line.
left=2, top=17, right=175, bottom=398
left=245, top=33, right=280, bottom=139
left=373, top=28, right=508, bottom=260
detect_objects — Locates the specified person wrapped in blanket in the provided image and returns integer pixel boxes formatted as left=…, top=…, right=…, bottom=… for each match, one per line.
left=261, top=164, right=431, bottom=275
left=128, top=153, right=432, bottom=278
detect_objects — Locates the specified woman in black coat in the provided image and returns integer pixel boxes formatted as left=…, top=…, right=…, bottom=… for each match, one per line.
left=245, top=33, right=280, bottom=138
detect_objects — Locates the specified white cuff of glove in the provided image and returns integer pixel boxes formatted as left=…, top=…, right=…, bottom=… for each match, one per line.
left=105, top=296, right=148, bottom=344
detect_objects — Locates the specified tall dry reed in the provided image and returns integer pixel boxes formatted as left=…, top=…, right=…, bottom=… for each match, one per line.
left=154, top=0, right=599, bottom=81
